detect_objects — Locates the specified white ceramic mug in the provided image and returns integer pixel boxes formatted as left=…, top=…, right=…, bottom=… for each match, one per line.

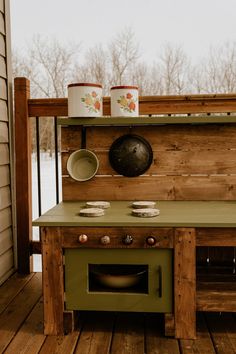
left=110, top=85, right=139, bottom=117
left=68, top=83, right=103, bottom=117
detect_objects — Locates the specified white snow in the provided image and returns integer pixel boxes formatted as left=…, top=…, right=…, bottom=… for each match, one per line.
left=32, top=153, right=62, bottom=271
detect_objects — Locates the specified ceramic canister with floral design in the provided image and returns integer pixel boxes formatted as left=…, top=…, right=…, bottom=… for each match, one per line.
left=68, top=83, right=103, bottom=117
left=110, top=85, right=139, bottom=117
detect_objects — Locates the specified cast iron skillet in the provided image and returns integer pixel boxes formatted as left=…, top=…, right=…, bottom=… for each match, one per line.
left=109, top=134, right=153, bottom=177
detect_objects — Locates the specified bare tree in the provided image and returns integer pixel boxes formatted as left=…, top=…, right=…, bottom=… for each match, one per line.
left=108, top=28, right=140, bottom=86
left=187, top=62, right=206, bottom=94
left=28, top=35, right=80, bottom=98
left=73, top=28, right=140, bottom=94
left=159, top=43, right=190, bottom=94
left=13, top=36, right=80, bottom=154
left=74, top=44, right=109, bottom=94
left=203, top=42, right=236, bottom=93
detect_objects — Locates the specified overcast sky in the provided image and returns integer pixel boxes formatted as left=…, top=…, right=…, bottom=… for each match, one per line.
left=10, top=0, right=236, bottom=64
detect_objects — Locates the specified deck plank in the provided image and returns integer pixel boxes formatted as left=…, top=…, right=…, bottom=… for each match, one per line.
left=4, top=298, right=46, bottom=354
left=75, top=311, right=114, bottom=354
left=206, top=313, right=236, bottom=354
left=0, top=272, right=34, bottom=313
left=40, top=331, right=80, bottom=354
left=111, top=313, right=145, bottom=354
left=2, top=273, right=236, bottom=353
left=145, top=314, right=180, bottom=354
left=0, top=273, right=42, bottom=352
left=179, top=313, right=215, bottom=354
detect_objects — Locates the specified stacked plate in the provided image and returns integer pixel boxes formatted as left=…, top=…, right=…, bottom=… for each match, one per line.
left=79, top=201, right=110, bottom=217
left=86, top=201, right=111, bottom=209
left=131, top=201, right=160, bottom=218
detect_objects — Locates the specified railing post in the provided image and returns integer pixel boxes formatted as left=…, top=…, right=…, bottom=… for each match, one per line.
left=14, top=77, right=32, bottom=274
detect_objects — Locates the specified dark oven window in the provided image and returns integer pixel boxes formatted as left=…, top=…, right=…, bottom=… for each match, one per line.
left=88, top=264, right=148, bottom=294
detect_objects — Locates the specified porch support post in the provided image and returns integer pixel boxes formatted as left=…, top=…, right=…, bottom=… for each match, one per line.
left=15, top=77, right=32, bottom=274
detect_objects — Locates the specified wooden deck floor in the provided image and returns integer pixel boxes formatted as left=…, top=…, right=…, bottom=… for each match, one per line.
left=0, top=272, right=236, bottom=354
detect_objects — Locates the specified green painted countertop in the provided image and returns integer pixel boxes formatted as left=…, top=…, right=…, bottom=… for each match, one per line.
left=32, top=201, right=236, bottom=227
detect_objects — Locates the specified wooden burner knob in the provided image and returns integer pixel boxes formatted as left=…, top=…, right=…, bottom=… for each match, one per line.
left=100, top=236, right=111, bottom=245
left=78, top=234, right=88, bottom=243
left=146, top=236, right=156, bottom=246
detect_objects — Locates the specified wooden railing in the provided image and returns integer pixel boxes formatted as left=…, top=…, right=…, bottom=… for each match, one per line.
left=14, top=77, right=236, bottom=274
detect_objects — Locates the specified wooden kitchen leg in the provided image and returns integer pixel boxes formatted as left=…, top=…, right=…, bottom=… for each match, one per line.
left=174, top=228, right=196, bottom=339
left=63, top=310, right=78, bottom=334
left=164, top=313, right=175, bottom=336
left=41, top=227, right=64, bottom=335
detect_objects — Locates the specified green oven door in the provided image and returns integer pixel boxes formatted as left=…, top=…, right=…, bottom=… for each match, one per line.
left=65, top=249, right=172, bottom=313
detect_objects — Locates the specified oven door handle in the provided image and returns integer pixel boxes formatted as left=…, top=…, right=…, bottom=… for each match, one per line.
left=157, top=266, right=162, bottom=297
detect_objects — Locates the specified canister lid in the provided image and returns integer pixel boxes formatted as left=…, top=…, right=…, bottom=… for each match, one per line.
left=68, top=83, right=102, bottom=88
left=110, top=85, right=138, bottom=90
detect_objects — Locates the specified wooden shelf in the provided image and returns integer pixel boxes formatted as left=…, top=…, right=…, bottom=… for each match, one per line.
left=57, top=115, right=236, bottom=126
left=197, top=275, right=236, bottom=312
left=197, top=268, right=236, bottom=312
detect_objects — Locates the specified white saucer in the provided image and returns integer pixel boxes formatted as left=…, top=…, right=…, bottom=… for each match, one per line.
left=80, top=208, right=105, bottom=217
left=132, top=201, right=156, bottom=209
left=132, top=208, right=160, bottom=218
left=86, top=201, right=111, bottom=209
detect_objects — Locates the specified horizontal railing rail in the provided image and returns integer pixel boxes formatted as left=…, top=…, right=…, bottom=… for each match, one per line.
left=28, top=93, right=236, bottom=117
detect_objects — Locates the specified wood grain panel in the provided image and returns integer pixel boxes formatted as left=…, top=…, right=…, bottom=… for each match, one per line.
left=61, top=126, right=82, bottom=151
left=62, top=149, right=236, bottom=176
left=63, top=124, right=236, bottom=151
left=61, top=227, right=173, bottom=249
left=62, top=175, right=236, bottom=201
left=174, top=228, right=196, bottom=339
left=197, top=228, right=236, bottom=246
left=197, top=283, right=236, bottom=311
left=61, top=124, right=236, bottom=181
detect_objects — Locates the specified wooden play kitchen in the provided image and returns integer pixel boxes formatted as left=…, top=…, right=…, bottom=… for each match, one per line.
left=15, top=78, right=236, bottom=340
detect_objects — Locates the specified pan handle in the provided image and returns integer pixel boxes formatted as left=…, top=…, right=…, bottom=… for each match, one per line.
left=157, top=266, right=162, bottom=297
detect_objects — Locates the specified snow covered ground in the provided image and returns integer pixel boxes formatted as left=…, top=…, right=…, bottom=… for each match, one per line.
left=32, top=153, right=62, bottom=271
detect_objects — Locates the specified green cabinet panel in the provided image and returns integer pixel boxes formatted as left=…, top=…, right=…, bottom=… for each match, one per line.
left=65, top=248, right=173, bottom=313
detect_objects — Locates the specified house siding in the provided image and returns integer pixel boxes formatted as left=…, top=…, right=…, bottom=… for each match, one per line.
left=0, top=0, right=15, bottom=284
